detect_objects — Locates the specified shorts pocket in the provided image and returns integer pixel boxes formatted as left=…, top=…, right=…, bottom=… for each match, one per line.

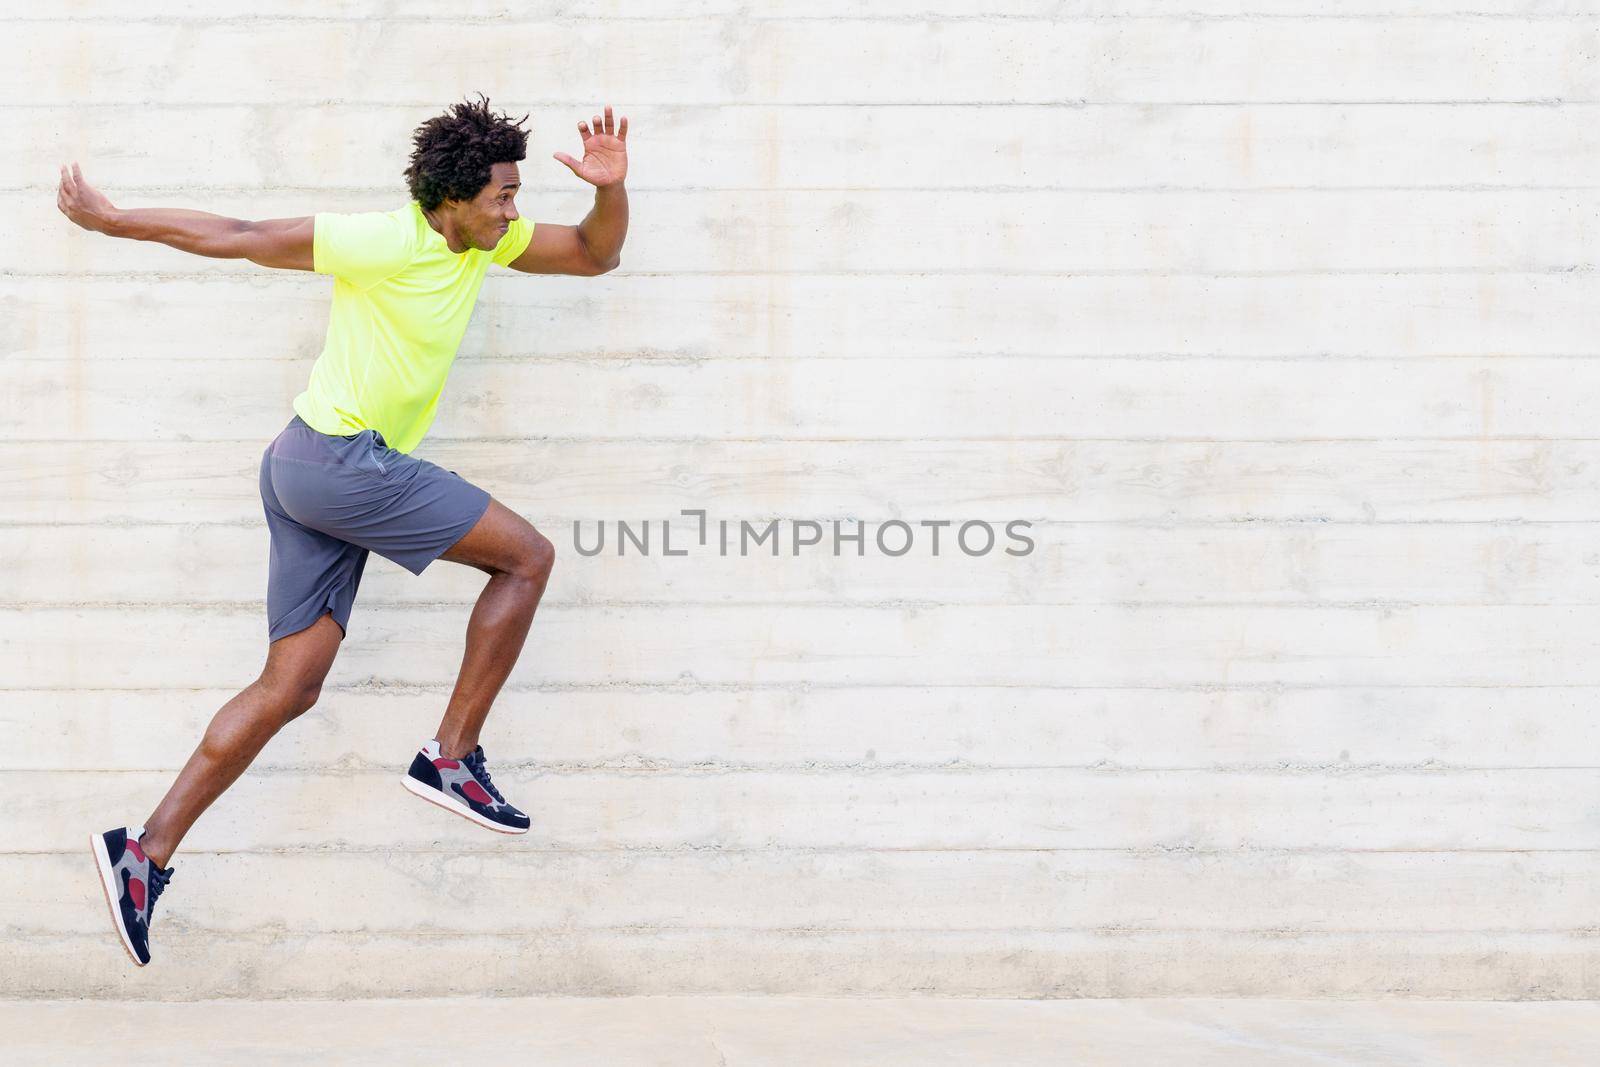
left=363, top=437, right=390, bottom=476
left=335, top=431, right=388, bottom=477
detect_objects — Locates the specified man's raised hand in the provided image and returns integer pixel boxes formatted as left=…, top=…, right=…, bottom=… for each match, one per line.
left=553, top=105, right=628, bottom=188
left=57, top=162, right=120, bottom=234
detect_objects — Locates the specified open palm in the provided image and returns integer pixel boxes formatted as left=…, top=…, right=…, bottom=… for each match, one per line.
left=554, top=105, right=628, bottom=188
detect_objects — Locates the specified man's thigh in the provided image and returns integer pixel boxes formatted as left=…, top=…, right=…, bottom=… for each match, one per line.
left=439, top=498, right=552, bottom=575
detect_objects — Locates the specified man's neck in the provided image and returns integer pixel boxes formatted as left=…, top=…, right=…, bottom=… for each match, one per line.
left=421, top=204, right=471, bottom=255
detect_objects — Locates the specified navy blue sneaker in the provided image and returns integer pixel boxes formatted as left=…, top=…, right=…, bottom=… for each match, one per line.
left=90, top=825, right=175, bottom=967
left=402, top=739, right=530, bottom=834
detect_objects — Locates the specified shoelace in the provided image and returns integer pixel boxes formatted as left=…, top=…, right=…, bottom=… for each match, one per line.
left=147, top=864, right=175, bottom=918
left=463, top=748, right=508, bottom=805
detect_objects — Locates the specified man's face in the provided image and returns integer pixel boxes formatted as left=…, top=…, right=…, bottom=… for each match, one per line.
left=457, top=161, right=521, bottom=251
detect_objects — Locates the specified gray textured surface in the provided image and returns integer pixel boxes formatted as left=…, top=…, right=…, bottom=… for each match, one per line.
left=8, top=997, right=1600, bottom=1066
left=10, top=0, right=1600, bottom=998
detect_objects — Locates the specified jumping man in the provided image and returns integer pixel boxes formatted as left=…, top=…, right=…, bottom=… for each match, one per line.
left=56, top=96, right=630, bottom=967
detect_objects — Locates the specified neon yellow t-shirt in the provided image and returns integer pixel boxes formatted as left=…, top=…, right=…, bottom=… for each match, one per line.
left=291, top=202, right=535, bottom=454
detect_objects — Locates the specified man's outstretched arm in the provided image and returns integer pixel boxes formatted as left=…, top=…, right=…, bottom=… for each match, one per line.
left=56, top=162, right=314, bottom=271
left=509, top=105, right=629, bottom=277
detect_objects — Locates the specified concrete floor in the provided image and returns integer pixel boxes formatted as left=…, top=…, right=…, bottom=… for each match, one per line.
left=5, top=997, right=1600, bottom=1065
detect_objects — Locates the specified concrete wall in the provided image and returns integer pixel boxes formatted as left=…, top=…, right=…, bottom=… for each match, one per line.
left=5, top=1, right=1600, bottom=998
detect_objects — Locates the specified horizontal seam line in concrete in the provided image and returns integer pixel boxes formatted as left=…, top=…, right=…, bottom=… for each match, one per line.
left=20, top=184, right=1600, bottom=195
left=6, top=681, right=1600, bottom=692
left=0, top=519, right=1594, bottom=530
left=13, top=100, right=1600, bottom=109
left=7, top=762, right=1581, bottom=774
left=11, top=99, right=1600, bottom=108
left=6, top=600, right=1600, bottom=612
left=16, top=100, right=1600, bottom=109
left=10, top=434, right=1600, bottom=443
left=7, top=845, right=1598, bottom=855
left=18, top=354, right=1600, bottom=364
left=10, top=267, right=1597, bottom=280
left=14, top=268, right=1600, bottom=280
left=16, top=12, right=1600, bottom=21
left=15, top=927, right=1600, bottom=938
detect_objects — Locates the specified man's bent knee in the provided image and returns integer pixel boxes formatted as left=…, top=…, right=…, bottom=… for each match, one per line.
left=283, top=682, right=323, bottom=720
left=252, top=673, right=324, bottom=722
left=517, top=531, right=556, bottom=581
left=441, top=500, right=557, bottom=579
left=502, top=530, right=554, bottom=585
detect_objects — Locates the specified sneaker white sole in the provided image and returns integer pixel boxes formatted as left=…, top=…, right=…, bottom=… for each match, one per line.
left=89, top=833, right=145, bottom=967
left=400, top=773, right=529, bottom=835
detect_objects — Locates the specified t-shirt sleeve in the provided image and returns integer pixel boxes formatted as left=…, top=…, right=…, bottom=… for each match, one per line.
left=491, top=216, right=536, bottom=267
left=313, top=211, right=414, bottom=290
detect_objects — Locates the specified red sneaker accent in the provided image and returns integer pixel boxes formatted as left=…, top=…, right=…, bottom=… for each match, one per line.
left=128, top=876, right=146, bottom=910
left=433, top=758, right=461, bottom=770
left=461, top=780, right=493, bottom=805
left=126, top=837, right=146, bottom=863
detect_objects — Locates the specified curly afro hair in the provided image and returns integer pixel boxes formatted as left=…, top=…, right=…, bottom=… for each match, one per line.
left=404, top=94, right=530, bottom=211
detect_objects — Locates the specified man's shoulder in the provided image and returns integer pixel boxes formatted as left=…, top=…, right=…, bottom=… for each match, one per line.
left=320, top=204, right=420, bottom=238
left=313, top=204, right=422, bottom=285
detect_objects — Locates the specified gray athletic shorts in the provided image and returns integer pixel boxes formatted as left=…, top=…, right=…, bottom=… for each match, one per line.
left=258, top=414, right=492, bottom=642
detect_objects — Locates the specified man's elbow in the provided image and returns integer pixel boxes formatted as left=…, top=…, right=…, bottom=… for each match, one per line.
left=587, top=254, right=621, bottom=276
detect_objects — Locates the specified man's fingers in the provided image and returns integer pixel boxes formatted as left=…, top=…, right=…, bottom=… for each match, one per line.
left=553, top=151, right=581, bottom=174
left=57, top=163, right=83, bottom=220
left=575, top=106, right=629, bottom=148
